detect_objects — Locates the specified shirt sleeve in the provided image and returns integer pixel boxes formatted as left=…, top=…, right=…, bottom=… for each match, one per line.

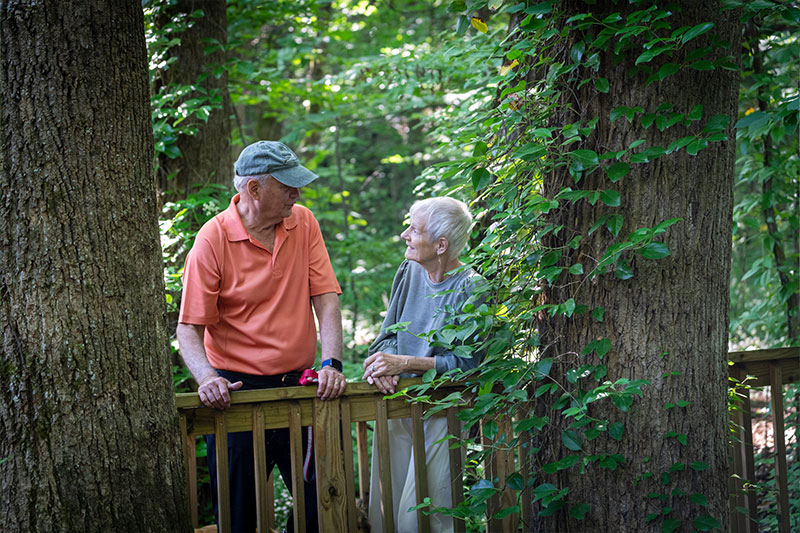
left=306, top=212, right=342, bottom=297
left=178, top=232, right=222, bottom=325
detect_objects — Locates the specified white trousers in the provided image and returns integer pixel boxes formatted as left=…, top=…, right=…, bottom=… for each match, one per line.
left=368, top=416, right=455, bottom=533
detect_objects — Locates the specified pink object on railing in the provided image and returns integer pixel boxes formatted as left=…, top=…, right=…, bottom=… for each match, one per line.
left=299, top=368, right=319, bottom=386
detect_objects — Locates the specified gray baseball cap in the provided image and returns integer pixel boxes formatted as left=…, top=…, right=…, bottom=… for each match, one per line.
left=234, top=141, right=318, bottom=188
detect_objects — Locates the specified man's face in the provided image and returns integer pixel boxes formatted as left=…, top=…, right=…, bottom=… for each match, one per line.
left=259, top=176, right=301, bottom=220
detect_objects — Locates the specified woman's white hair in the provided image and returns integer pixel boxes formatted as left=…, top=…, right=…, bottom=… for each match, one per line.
left=233, top=172, right=270, bottom=192
left=410, top=197, right=473, bottom=259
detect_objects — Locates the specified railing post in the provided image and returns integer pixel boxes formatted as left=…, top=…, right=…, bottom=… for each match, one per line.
left=341, top=398, right=358, bottom=531
left=313, top=397, right=349, bottom=531
left=179, top=415, right=198, bottom=529
left=769, top=365, right=790, bottom=533
left=446, top=407, right=465, bottom=533
left=252, top=404, right=274, bottom=532
left=517, top=405, right=532, bottom=532
left=356, top=421, right=370, bottom=503
left=410, top=403, right=431, bottom=533
left=375, top=396, right=395, bottom=533
left=214, top=411, right=231, bottom=533
left=484, top=416, right=516, bottom=533
left=289, top=401, right=307, bottom=533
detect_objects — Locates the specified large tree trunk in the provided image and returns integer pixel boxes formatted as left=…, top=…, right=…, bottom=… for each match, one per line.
left=532, top=2, right=740, bottom=531
left=156, top=0, right=232, bottom=198
left=0, top=2, right=191, bottom=531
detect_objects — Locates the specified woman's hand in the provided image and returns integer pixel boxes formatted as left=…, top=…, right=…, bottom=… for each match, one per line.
left=363, top=351, right=408, bottom=380
left=371, top=375, right=399, bottom=395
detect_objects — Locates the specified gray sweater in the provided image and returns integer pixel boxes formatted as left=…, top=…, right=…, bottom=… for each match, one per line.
left=368, top=260, right=484, bottom=376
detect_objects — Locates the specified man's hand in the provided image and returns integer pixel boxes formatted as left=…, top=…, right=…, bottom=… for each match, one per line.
left=198, top=376, right=243, bottom=410
left=317, top=366, right=347, bottom=400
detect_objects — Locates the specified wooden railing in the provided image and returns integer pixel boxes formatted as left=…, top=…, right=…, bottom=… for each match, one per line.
left=728, top=346, right=799, bottom=533
left=176, top=347, right=799, bottom=532
left=175, top=379, right=504, bottom=533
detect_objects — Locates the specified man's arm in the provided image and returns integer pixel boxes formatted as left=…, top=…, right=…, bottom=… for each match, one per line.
left=176, top=323, right=242, bottom=409
left=311, top=291, right=346, bottom=400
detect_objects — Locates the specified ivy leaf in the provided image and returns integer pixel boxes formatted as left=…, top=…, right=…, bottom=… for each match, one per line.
left=605, top=162, right=630, bottom=182
left=592, top=307, right=605, bottom=322
left=702, top=114, right=730, bottom=133
left=661, top=518, right=681, bottom=533
left=561, top=429, right=583, bottom=451
left=422, top=368, right=436, bottom=383
left=472, top=168, right=491, bottom=191
left=608, top=421, right=624, bottom=440
left=690, top=461, right=710, bottom=471
left=681, top=22, right=714, bottom=44
left=471, top=16, right=489, bottom=33
left=640, top=242, right=670, bottom=259
left=570, top=149, right=599, bottom=167
left=693, top=514, right=722, bottom=531
left=690, top=493, right=708, bottom=506
left=595, top=77, right=610, bottom=93
left=600, top=190, right=621, bottom=207
left=569, top=263, right=584, bottom=275
left=569, top=503, right=590, bottom=520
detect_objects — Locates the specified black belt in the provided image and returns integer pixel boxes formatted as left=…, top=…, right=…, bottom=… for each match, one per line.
left=216, top=368, right=303, bottom=389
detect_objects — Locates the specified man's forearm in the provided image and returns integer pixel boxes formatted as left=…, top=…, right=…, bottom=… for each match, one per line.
left=312, top=292, right=343, bottom=361
left=176, top=323, right=218, bottom=385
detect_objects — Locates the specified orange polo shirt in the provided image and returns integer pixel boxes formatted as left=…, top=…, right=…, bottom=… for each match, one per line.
left=179, top=195, right=341, bottom=375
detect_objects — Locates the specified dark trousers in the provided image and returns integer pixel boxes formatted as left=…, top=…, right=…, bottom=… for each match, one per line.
left=206, top=369, right=318, bottom=533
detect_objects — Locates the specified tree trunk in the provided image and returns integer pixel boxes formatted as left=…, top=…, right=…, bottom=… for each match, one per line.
left=0, top=2, right=191, bottom=531
left=533, top=2, right=739, bottom=531
left=156, top=0, right=232, bottom=198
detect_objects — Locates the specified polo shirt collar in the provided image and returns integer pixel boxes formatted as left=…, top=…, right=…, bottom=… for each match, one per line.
left=223, top=194, right=297, bottom=242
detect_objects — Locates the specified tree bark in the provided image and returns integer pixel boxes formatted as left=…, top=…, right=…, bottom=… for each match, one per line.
left=532, top=2, right=740, bottom=531
left=0, top=2, right=191, bottom=531
left=156, top=0, right=232, bottom=198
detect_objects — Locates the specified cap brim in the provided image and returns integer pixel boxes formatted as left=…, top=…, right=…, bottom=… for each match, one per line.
left=271, top=164, right=318, bottom=188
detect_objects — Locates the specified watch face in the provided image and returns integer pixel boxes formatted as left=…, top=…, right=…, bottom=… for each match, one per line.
left=324, top=359, right=342, bottom=371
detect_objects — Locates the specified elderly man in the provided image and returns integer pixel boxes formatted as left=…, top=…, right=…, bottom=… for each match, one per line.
left=177, top=140, right=346, bottom=533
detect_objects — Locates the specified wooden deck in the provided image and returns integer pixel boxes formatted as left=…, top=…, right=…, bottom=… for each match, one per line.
left=176, top=347, right=799, bottom=532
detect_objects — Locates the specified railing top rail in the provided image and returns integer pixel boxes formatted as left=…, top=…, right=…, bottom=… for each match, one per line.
left=728, top=346, right=799, bottom=364
left=175, top=377, right=468, bottom=410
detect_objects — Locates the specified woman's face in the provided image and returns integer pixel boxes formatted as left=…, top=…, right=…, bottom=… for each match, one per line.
left=401, top=213, right=439, bottom=267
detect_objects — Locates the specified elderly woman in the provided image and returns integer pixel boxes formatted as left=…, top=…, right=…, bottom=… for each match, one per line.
left=363, top=196, right=483, bottom=533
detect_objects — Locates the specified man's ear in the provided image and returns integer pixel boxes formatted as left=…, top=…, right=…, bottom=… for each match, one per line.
left=246, top=178, right=260, bottom=199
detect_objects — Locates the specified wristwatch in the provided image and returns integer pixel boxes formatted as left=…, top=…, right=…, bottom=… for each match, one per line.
left=321, top=358, right=343, bottom=372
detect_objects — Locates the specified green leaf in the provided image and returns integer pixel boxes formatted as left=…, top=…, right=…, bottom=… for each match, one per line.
left=690, top=493, right=708, bottom=506
left=422, top=368, right=436, bottom=382
left=534, top=358, right=553, bottom=379
left=693, top=514, right=722, bottom=531
left=564, top=298, right=576, bottom=317
left=569, top=503, right=590, bottom=520
left=681, top=22, right=714, bottom=44
left=686, top=138, right=708, bottom=155
left=532, top=127, right=553, bottom=138
left=688, top=104, right=703, bottom=121
left=661, top=518, right=681, bottom=533
left=605, top=162, right=630, bottom=182
left=640, top=242, right=670, bottom=259
left=570, top=149, right=599, bottom=167
left=472, top=168, right=491, bottom=191
left=561, top=430, right=583, bottom=451
left=592, top=307, right=605, bottom=322
left=608, top=421, right=624, bottom=440
left=607, top=214, right=624, bottom=237
left=600, top=190, right=621, bottom=207
left=569, top=263, right=584, bottom=275
left=690, top=461, right=710, bottom=471
left=596, top=338, right=611, bottom=358
left=492, top=505, right=521, bottom=519
left=595, top=77, right=610, bottom=93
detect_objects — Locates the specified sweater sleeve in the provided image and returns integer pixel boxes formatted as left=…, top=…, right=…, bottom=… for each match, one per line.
left=367, top=261, right=409, bottom=356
